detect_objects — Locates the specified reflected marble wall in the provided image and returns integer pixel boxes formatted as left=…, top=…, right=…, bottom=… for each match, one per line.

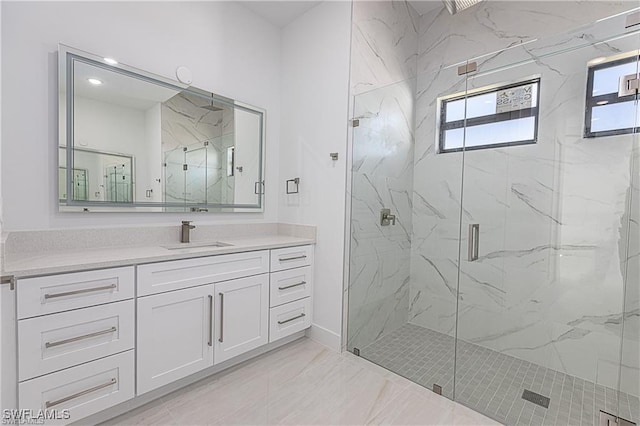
left=409, top=1, right=639, bottom=395
left=161, top=92, right=234, bottom=204
left=346, top=0, right=419, bottom=351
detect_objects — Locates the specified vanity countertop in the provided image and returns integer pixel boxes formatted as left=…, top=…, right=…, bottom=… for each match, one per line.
left=3, top=235, right=315, bottom=278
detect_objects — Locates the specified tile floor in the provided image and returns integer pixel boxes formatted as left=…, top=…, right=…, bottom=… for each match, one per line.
left=103, top=337, right=500, bottom=425
left=360, top=323, right=640, bottom=426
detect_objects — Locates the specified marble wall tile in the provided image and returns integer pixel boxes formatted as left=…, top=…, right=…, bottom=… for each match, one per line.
left=161, top=92, right=235, bottom=204
left=417, top=1, right=633, bottom=77
left=351, top=1, right=420, bottom=96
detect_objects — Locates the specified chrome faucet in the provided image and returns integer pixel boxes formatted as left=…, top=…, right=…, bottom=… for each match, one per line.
left=181, top=221, right=196, bottom=243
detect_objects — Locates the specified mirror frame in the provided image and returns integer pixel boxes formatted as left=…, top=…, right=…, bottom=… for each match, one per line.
left=58, top=44, right=266, bottom=213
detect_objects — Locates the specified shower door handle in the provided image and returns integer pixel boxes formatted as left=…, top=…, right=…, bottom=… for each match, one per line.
left=468, top=224, right=480, bottom=261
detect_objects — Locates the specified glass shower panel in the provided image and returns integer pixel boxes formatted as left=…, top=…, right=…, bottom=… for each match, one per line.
left=185, top=145, right=207, bottom=205
left=346, top=66, right=468, bottom=398
left=163, top=146, right=186, bottom=204
left=346, top=78, right=420, bottom=376
left=619, top=47, right=640, bottom=426
left=454, top=17, right=640, bottom=426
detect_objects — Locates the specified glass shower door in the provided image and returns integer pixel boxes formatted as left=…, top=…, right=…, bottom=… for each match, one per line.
left=453, top=15, right=640, bottom=426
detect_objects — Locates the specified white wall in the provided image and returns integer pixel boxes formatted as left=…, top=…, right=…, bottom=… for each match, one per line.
left=1, top=1, right=281, bottom=230
left=279, top=1, right=352, bottom=350
left=144, top=104, right=163, bottom=203
left=73, top=96, right=148, bottom=202
left=234, top=110, right=262, bottom=204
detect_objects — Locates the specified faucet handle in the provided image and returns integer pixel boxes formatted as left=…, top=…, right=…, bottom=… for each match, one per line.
left=182, top=221, right=191, bottom=225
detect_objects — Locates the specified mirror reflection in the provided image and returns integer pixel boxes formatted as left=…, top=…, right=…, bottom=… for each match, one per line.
left=59, top=46, right=265, bottom=212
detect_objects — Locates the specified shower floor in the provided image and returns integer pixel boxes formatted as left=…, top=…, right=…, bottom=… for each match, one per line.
left=359, top=323, right=639, bottom=426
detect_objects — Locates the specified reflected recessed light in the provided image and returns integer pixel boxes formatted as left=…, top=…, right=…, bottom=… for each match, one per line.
left=590, top=57, right=607, bottom=65
left=104, top=57, right=118, bottom=65
left=597, top=100, right=609, bottom=106
left=87, top=78, right=103, bottom=85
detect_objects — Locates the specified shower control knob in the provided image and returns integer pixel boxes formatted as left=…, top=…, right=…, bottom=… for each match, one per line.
left=380, top=209, right=396, bottom=226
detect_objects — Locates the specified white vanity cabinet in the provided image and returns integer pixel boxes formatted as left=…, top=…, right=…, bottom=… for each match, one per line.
left=136, top=285, right=215, bottom=395
left=12, top=243, right=314, bottom=425
left=213, top=274, right=269, bottom=364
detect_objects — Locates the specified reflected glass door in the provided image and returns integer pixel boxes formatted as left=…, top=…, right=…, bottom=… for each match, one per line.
left=454, top=15, right=640, bottom=426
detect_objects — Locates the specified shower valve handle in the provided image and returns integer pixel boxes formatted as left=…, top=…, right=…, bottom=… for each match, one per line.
left=380, top=209, right=396, bottom=226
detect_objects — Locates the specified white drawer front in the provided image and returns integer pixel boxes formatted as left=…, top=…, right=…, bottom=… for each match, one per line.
left=18, top=300, right=134, bottom=381
left=270, top=245, right=313, bottom=272
left=269, top=266, right=312, bottom=307
left=17, top=267, right=134, bottom=319
left=137, top=250, right=269, bottom=296
left=269, top=297, right=312, bottom=343
left=19, top=350, right=134, bottom=425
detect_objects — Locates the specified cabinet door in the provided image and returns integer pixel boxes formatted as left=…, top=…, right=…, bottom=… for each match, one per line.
left=137, top=285, right=214, bottom=395
left=214, top=274, right=269, bottom=364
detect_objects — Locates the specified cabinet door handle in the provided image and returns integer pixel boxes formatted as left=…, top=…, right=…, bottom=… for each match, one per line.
left=278, top=313, right=306, bottom=325
left=279, top=255, right=307, bottom=262
left=208, top=295, right=213, bottom=347
left=45, top=378, right=116, bottom=408
left=468, top=224, right=480, bottom=261
left=278, top=281, right=306, bottom=290
left=218, top=293, right=224, bottom=343
left=45, top=326, right=117, bottom=348
left=44, top=284, right=117, bottom=299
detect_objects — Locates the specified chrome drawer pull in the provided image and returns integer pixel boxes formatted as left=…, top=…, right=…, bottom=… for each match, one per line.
left=208, top=295, right=213, bottom=347
left=45, top=378, right=116, bottom=408
left=45, top=327, right=117, bottom=348
left=44, top=284, right=117, bottom=299
left=278, top=281, right=306, bottom=290
left=278, top=313, right=306, bottom=325
left=279, top=255, right=307, bottom=262
left=218, top=293, right=224, bottom=343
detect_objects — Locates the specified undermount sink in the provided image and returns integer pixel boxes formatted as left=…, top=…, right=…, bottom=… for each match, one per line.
left=163, top=241, right=233, bottom=250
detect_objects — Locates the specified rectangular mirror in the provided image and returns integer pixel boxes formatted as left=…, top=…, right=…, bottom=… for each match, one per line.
left=59, top=45, right=265, bottom=212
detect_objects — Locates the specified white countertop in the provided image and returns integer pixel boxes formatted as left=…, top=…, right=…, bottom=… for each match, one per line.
left=3, top=235, right=315, bottom=278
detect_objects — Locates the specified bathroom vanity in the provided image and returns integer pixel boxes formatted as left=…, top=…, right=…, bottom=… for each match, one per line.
left=1, top=228, right=314, bottom=424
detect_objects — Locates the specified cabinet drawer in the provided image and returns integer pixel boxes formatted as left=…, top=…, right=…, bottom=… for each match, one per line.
left=19, top=350, right=134, bottom=425
left=269, top=297, right=311, bottom=343
left=17, top=267, right=134, bottom=319
left=270, top=266, right=312, bottom=307
left=18, top=300, right=134, bottom=381
left=138, top=251, right=269, bottom=296
left=270, top=245, right=313, bottom=272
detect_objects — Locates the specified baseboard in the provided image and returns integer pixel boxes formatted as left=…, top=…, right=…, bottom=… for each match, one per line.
left=306, top=323, right=341, bottom=352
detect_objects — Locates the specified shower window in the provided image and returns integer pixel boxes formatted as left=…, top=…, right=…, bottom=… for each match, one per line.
left=585, top=53, right=640, bottom=138
left=438, top=78, right=540, bottom=153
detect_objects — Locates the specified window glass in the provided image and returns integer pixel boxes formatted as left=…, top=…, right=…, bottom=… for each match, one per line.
left=439, top=78, right=540, bottom=153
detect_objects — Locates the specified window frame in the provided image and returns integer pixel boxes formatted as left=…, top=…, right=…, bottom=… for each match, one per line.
left=438, top=77, right=541, bottom=154
left=584, top=54, right=639, bottom=138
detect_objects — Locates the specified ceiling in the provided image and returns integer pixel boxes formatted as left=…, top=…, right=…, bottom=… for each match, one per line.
left=240, top=1, right=322, bottom=28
